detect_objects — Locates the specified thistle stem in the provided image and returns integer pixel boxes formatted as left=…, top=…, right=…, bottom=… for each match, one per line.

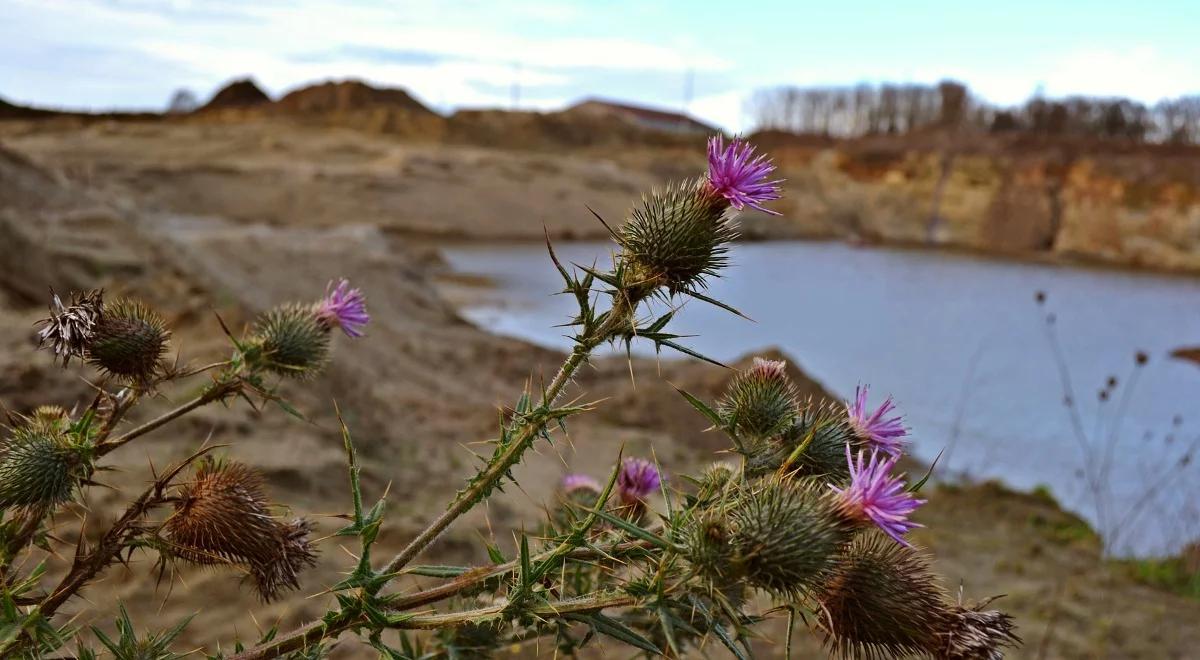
left=389, top=591, right=636, bottom=630
left=232, top=295, right=637, bottom=660
left=96, top=379, right=240, bottom=457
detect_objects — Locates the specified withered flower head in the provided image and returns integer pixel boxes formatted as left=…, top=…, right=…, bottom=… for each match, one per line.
left=934, top=597, right=1020, bottom=660
left=165, top=458, right=316, bottom=601
left=250, top=518, right=318, bottom=602
left=817, top=533, right=949, bottom=659
left=36, top=289, right=104, bottom=367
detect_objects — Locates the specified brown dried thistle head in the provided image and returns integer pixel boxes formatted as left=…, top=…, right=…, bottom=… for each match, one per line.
left=164, top=458, right=316, bottom=601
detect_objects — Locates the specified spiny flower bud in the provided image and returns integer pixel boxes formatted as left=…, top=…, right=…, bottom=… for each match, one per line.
left=830, top=447, right=925, bottom=546
left=165, top=458, right=315, bottom=601
left=87, top=298, right=170, bottom=383
left=251, top=304, right=331, bottom=378
left=28, top=405, right=71, bottom=434
left=719, top=358, right=798, bottom=438
left=35, top=289, right=104, bottom=367
left=0, top=426, right=91, bottom=508
left=554, top=473, right=602, bottom=528
left=817, top=533, right=949, bottom=659
left=314, top=278, right=369, bottom=338
left=846, top=385, right=907, bottom=456
left=728, top=477, right=854, bottom=598
left=684, top=510, right=738, bottom=582
left=770, top=398, right=858, bottom=481
left=934, top=600, right=1020, bottom=660
left=618, top=179, right=737, bottom=295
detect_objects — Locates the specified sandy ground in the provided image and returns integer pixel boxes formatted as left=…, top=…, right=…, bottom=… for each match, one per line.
left=0, top=119, right=1198, bottom=658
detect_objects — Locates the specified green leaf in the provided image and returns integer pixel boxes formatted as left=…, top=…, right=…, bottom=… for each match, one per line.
left=403, top=565, right=470, bottom=578
left=674, top=387, right=723, bottom=428
left=908, top=448, right=944, bottom=493
left=567, top=613, right=661, bottom=656
left=679, top=287, right=753, bottom=321
left=582, top=507, right=672, bottom=550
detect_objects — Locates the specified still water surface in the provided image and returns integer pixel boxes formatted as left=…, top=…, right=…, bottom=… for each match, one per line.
left=442, top=240, right=1200, bottom=556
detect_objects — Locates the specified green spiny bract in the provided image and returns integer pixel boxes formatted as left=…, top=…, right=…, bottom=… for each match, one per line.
left=87, top=298, right=170, bottom=383
left=85, top=604, right=191, bottom=660
left=816, top=533, right=949, bottom=659
left=781, top=398, right=859, bottom=481
left=0, top=425, right=91, bottom=509
left=719, top=358, right=799, bottom=440
left=618, top=179, right=736, bottom=296
left=727, top=477, right=854, bottom=599
left=250, top=304, right=331, bottom=378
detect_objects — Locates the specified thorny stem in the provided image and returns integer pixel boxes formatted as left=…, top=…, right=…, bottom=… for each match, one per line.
left=390, top=591, right=637, bottom=630
left=232, top=295, right=639, bottom=660
left=384, top=293, right=632, bottom=574
left=6, top=449, right=217, bottom=656
left=96, top=379, right=241, bottom=458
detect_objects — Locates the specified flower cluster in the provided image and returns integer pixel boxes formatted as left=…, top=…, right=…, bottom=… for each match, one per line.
left=1, top=138, right=1017, bottom=660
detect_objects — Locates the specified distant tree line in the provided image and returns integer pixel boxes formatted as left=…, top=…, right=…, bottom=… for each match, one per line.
left=749, top=81, right=1200, bottom=144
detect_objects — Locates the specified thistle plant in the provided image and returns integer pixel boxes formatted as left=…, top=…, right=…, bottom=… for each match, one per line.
left=0, top=137, right=1018, bottom=659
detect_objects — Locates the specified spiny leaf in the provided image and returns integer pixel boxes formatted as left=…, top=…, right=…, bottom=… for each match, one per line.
left=567, top=612, right=661, bottom=656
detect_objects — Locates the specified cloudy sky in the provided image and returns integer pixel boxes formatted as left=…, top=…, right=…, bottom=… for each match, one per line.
left=3, top=0, right=1198, bottom=131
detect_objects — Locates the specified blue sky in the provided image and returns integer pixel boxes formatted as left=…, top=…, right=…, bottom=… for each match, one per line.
left=3, top=0, right=1198, bottom=131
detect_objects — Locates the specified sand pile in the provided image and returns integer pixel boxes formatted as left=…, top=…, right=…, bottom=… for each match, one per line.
left=274, top=79, right=433, bottom=115
left=200, top=78, right=271, bottom=111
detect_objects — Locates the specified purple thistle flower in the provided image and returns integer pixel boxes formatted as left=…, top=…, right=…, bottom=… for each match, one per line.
left=831, top=446, right=925, bottom=546
left=617, top=457, right=662, bottom=505
left=561, top=473, right=601, bottom=494
left=705, top=135, right=783, bottom=215
left=315, top=279, right=369, bottom=338
left=846, top=385, right=907, bottom=456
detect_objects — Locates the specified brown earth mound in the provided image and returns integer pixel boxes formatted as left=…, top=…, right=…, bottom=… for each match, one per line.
left=273, top=79, right=433, bottom=115
left=200, top=78, right=271, bottom=111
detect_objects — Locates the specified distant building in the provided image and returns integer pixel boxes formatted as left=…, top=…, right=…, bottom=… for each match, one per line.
left=567, top=98, right=716, bottom=135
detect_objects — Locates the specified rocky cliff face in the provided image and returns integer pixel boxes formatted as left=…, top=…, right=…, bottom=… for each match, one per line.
left=761, top=134, right=1200, bottom=272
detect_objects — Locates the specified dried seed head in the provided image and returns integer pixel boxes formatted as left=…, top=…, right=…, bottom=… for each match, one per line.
left=251, top=304, right=331, bottom=378
left=250, top=518, right=318, bottom=602
left=934, top=600, right=1020, bottom=660
left=817, top=533, right=950, bottom=659
left=719, top=357, right=799, bottom=438
left=618, top=179, right=737, bottom=295
left=165, top=459, right=278, bottom=566
left=729, top=477, right=853, bottom=598
left=35, top=289, right=104, bottom=367
left=0, top=426, right=90, bottom=508
left=87, top=298, right=170, bottom=383
left=165, top=459, right=316, bottom=601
